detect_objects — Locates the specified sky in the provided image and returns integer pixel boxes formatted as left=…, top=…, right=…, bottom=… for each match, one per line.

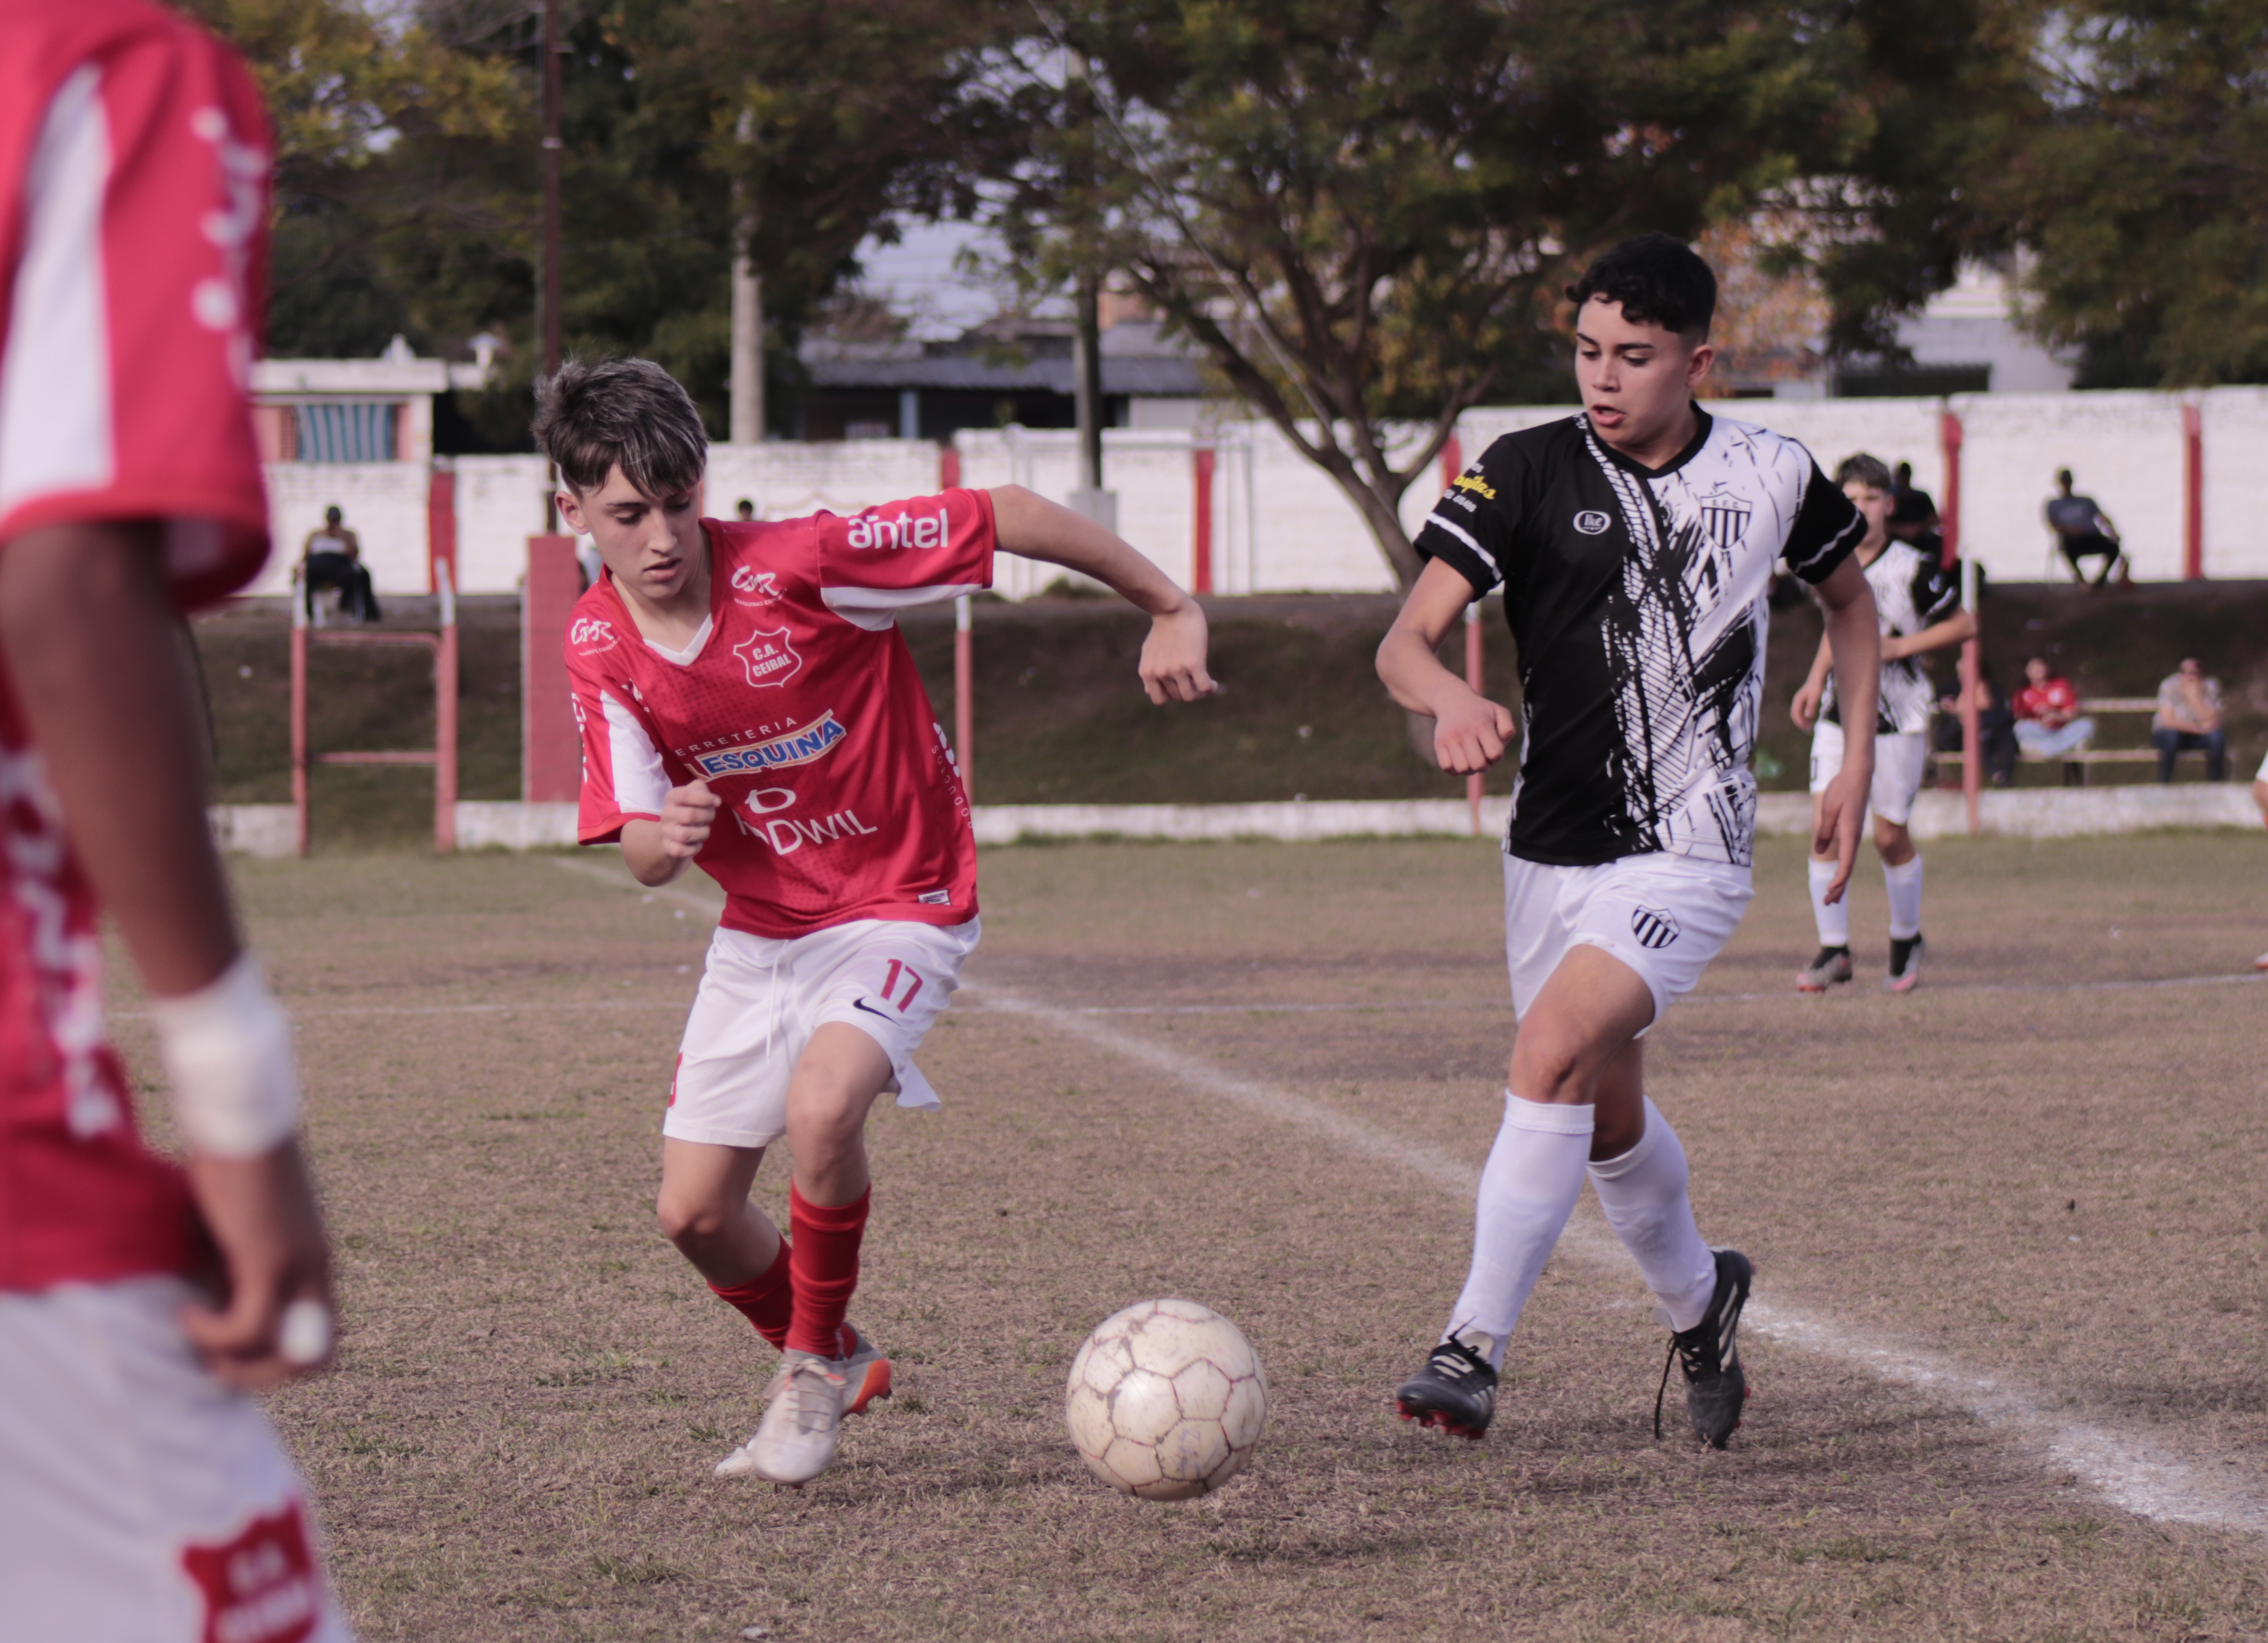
left=852, top=217, right=1030, bottom=340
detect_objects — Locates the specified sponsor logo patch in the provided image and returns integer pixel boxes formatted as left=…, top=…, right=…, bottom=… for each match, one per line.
left=1573, top=510, right=1612, bottom=536
left=180, top=1502, right=322, bottom=1643
left=846, top=507, right=951, bottom=550
left=691, top=712, right=847, bottom=778
left=1453, top=472, right=1497, bottom=501
left=569, top=616, right=618, bottom=654
left=733, top=626, right=802, bottom=689
left=1630, top=905, right=1681, bottom=949
left=916, top=888, right=953, bottom=906
left=730, top=566, right=784, bottom=606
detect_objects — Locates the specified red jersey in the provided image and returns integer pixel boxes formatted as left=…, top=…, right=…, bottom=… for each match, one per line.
left=0, top=0, right=273, bottom=1290
left=570, top=492, right=994, bottom=939
left=2011, top=677, right=2078, bottom=722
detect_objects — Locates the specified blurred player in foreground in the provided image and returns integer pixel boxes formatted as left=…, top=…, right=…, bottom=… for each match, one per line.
left=541, top=359, right=1214, bottom=1487
left=1789, top=453, right=1975, bottom=994
left=0, top=2, right=350, bottom=1637
left=1376, top=235, right=1880, bottom=1449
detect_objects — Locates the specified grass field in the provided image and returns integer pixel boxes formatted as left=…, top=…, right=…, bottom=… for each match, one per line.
left=114, top=832, right=2268, bottom=1641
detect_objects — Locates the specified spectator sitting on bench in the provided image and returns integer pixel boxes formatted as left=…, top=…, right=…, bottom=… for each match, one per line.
left=2010, top=656, right=2094, bottom=780
left=301, top=505, right=381, bottom=622
left=2044, top=470, right=2131, bottom=591
left=2152, top=657, right=2227, bottom=781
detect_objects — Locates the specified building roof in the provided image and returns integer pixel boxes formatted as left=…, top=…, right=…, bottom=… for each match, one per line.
left=799, top=320, right=1207, bottom=398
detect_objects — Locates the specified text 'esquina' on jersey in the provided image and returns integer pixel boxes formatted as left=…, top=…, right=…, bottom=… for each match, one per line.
left=568, top=491, right=994, bottom=940
left=1416, top=409, right=1864, bottom=869
left=0, top=0, right=274, bottom=1291
left=1820, top=538, right=1962, bottom=738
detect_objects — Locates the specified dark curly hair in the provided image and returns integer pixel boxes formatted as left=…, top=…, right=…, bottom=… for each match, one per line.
left=1566, top=234, right=1716, bottom=342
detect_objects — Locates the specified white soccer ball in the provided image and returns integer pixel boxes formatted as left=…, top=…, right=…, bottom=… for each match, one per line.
left=1065, top=1298, right=1267, bottom=1500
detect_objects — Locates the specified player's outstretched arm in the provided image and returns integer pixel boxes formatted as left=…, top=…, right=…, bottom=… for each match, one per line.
left=1811, top=554, right=1881, bottom=903
left=621, top=778, right=718, bottom=887
left=1889, top=606, right=1976, bottom=661
left=1376, top=559, right=1518, bottom=775
left=987, top=486, right=1215, bottom=704
left=0, top=521, right=336, bottom=1388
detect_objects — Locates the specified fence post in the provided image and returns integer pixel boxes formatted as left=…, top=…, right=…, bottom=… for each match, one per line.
left=523, top=535, right=582, bottom=803
left=1192, top=446, right=1216, bottom=594
left=939, top=443, right=961, bottom=491
left=427, top=460, right=457, bottom=595
left=1939, top=409, right=1963, bottom=570
left=1959, top=555, right=1981, bottom=838
left=435, top=561, right=459, bottom=851
left=954, top=593, right=974, bottom=804
left=2183, top=401, right=2204, bottom=581
left=290, top=579, right=309, bottom=857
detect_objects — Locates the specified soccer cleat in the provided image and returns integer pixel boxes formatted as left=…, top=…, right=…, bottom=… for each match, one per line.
left=2254, top=948, right=2267, bottom=973
left=833, top=1326, right=893, bottom=1416
left=734, top=1352, right=847, bottom=1486
left=1394, top=1330, right=1498, bottom=1440
left=1795, top=946, right=1853, bottom=993
left=1885, top=934, right=1926, bottom=993
left=1655, top=1248, right=1752, bottom=1450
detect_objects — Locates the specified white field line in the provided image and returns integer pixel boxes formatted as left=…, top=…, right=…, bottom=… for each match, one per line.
left=548, top=855, right=2268, bottom=1532
left=976, top=991, right=2268, bottom=1537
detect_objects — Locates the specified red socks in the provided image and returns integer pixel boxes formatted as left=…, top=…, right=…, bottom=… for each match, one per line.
left=708, top=1240, right=795, bottom=1351
left=785, top=1183, right=869, bottom=1358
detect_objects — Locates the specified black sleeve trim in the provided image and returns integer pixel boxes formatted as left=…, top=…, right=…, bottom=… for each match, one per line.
left=1785, top=461, right=1866, bottom=585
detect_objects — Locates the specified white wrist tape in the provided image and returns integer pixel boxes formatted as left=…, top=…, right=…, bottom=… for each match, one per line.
left=149, top=953, right=302, bottom=1158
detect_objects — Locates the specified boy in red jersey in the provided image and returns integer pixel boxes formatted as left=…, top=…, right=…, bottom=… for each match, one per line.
left=0, top=3, right=351, bottom=1638
left=540, top=359, right=1214, bottom=1486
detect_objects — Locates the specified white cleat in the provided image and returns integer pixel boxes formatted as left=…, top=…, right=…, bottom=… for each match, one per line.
left=715, top=1352, right=846, bottom=1485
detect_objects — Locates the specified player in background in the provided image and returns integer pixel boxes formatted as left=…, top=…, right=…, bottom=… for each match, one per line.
left=1789, top=455, right=1976, bottom=994
left=541, top=359, right=1214, bottom=1487
left=0, top=3, right=351, bottom=1639
left=1376, top=235, right=1880, bottom=1449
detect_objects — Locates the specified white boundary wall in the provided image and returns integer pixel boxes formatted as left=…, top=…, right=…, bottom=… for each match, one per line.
left=258, top=385, right=2268, bottom=599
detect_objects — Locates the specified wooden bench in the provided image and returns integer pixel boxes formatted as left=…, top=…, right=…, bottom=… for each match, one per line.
left=1937, top=696, right=2176, bottom=784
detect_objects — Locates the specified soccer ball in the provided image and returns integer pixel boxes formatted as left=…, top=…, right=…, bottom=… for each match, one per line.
left=1065, top=1298, right=1267, bottom=1500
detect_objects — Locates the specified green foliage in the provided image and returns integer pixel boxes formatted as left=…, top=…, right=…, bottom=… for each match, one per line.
left=998, top=0, right=1883, bottom=586
left=2002, top=0, right=2268, bottom=386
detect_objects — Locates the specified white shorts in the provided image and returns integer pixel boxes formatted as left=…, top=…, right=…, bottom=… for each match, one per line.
left=0, top=1278, right=353, bottom=1643
left=1504, top=851, right=1754, bottom=1029
left=667, top=917, right=980, bottom=1150
left=1810, top=723, right=1929, bottom=827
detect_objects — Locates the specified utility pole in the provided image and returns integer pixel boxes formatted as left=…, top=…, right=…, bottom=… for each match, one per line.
left=540, top=0, right=564, bottom=529
left=1065, top=49, right=1114, bottom=533
left=729, top=109, right=763, bottom=445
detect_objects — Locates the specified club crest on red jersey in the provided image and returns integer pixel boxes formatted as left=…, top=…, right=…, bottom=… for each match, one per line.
left=570, top=616, right=618, bottom=655
left=730, top=565, right=784, bottom=606
left=733, top=627, right=802, bottom=688
left=180, top=1501, right=323, bottom=1643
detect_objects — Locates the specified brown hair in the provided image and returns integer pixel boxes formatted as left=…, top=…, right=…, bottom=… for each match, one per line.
left=533, top=358, right=707, bottom=498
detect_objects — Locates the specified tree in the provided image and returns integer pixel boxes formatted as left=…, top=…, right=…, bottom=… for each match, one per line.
left=995, top=0, right=1865, bottom=588
left=1991, top=0, right=2268, bottom=386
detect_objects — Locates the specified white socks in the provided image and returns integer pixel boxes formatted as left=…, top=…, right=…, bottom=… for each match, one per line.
left=1587, top=1097, right=1717, bottom=1332
left=1882, top=853, right=1924, bottom=940
left=1447, top=1093, right=1593, bottom=1368
left=1807, top=856, right=1848, bottom=947
left=1811, top=853, right=1925, bottom=943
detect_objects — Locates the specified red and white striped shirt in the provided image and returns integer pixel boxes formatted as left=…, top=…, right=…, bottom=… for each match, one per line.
left=0, top=0, right=273, bottom=1290
left=569, top=493, right=994, bottom=939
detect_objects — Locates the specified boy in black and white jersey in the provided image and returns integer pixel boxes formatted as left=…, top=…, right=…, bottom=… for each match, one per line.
left=1790, top=455, right=1976, bottom=995
left=1376, top=235, right=1882, bottom=1449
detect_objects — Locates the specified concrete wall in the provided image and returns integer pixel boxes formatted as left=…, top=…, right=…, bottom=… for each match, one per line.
left=257, top=385, right=2262, bottom=602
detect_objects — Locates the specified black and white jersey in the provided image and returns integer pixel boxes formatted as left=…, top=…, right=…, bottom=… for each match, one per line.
left=1820, top=540, right=1961, bottom=737
left=1417, top=410, right=1863, bottom=868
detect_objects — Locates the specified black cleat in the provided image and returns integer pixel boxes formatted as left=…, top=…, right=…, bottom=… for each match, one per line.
left=1885, top=934, right=1926, bottom=994
left=1656, top=1249, right=1752, bottom=1449
left=1395, top=1331, right=1498, bottom=1440
left=1795, top=946, right=1853, bottom=993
